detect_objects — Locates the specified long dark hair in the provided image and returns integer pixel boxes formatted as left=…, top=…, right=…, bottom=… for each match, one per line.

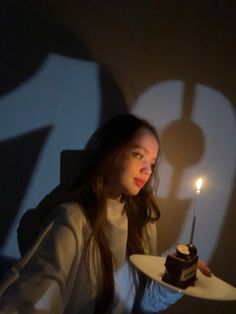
left=67, top=114, right=160, bottom=311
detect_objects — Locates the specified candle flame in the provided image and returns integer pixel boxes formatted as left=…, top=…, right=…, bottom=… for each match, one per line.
left=196, top=177, right=203, bottom=193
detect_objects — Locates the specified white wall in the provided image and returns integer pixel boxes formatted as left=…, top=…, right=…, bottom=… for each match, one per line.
left=132, top=81, right=236, bottom=262
left=1, top=54, right=235, bottom=278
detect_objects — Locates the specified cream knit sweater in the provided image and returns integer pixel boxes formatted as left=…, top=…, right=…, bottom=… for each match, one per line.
left=0, top=199, right=182, bottom=313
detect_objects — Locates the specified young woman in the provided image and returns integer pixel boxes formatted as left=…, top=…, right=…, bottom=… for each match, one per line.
left=0, top=114, right=210, bottom=313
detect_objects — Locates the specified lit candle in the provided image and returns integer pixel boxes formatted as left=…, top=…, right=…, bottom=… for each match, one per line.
left=189, top=177, right=203, bottom=244
left=196, top=177, right=203, bottom=195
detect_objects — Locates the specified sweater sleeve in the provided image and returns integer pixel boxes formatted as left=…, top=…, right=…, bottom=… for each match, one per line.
left=140, top=221, right=183, bottom=313
left=140, top=281, right=183, bottom=313
left=0, top=204, right=84, bottom=314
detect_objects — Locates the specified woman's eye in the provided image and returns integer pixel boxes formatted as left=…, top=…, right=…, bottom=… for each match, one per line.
left=132, top=152, right=143, bottom=160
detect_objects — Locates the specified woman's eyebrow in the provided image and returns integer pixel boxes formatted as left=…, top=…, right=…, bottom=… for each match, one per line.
left=132, top=144, right=148, bottom=152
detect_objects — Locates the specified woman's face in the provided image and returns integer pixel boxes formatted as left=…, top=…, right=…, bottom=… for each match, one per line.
left=106, top=129, right=159, bottom=200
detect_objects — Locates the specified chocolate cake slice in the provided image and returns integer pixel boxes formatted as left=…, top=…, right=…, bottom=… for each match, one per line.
left=162, top=244, right=198, bottom=289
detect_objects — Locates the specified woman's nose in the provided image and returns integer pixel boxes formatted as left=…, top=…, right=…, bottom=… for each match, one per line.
left=141, top=162, right=152, bottom=175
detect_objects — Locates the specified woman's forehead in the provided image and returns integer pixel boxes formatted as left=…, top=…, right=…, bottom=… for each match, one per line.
left=131, top=129, right=159, bottom=157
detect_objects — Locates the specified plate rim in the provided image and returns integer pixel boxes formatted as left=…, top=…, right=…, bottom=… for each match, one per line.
left=130, top=254, right=236, bottom=301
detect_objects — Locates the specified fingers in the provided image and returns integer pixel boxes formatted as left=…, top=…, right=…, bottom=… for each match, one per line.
left=197, top=259, right=212, bottom=277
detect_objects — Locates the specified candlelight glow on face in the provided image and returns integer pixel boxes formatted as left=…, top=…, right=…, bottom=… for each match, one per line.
left=195, top=177, right=203, bottom=194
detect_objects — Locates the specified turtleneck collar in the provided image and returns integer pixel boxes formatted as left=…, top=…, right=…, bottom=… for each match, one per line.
left=106, top=198, right=125, bottom=217
left=105, top=198, right=127, bottom=270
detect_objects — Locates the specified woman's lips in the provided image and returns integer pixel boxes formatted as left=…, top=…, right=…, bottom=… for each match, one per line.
left=134, top=178, right=145, bottom=188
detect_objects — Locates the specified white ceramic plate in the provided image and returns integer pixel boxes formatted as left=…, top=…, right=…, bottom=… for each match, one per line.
left=130, top=254, right=236, bottom=301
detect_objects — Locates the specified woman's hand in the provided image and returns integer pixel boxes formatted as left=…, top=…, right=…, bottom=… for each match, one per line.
left=197, top=259, right=212, bottom=277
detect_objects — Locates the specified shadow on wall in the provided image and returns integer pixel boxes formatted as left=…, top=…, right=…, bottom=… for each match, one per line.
left=210, top=178, right=236, bottom=286
left=0, top=1, right=91, bottom=96
left=0, top=63, right=128, bottom=274
left=156, top=98, right=236, bottom=313
left=157, top=115, right=236, bottom=314
left=164, top=293, right=236, bottom=314
left=157, top=118, right=205, bottom=253
left=17, top=150, right=94, bottom=256
left=0, top=3, right=128, bottom=274
left=98, top=66, right=128, bottom=124
left=0, top=127, right=52, bottom=278
left=0, top=126, right=53, bottom=249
